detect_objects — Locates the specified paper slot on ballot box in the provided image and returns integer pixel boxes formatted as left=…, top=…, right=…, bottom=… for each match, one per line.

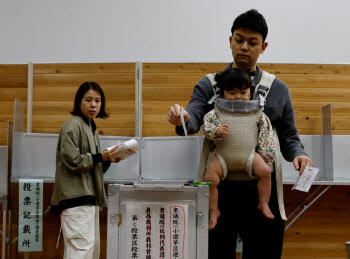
left=107, top=139, right=139, bottom=161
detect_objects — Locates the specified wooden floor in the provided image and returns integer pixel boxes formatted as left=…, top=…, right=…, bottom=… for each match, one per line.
left=0, top=184, right=349, bottom=258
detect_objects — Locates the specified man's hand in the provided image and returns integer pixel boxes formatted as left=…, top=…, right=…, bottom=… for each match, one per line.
left=216, top=124, right=229, bottom=138
left=293, top=155, right=314, bottom=175
left=167, top=104, right=189, bottom=126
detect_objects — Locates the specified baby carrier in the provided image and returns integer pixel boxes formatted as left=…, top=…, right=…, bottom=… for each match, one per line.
left=196, top=70, right=287, bottom=220
left=197, top=71, right=276, bottom=180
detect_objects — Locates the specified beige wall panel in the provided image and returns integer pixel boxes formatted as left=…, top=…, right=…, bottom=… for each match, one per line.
left=32, top=63, right=135, bottom=137
left=34, top=63, right=135, bottom=74
left=260, top=63, right=350, bottom=75
left=143, top=73, right=206, bottom=87
left=142, top=63, right=350, bottom=136
left=33, top=87, right=134, bottom=101
left=0, top=128, right=8, bottom=146
left=0, top=64, right=27, bottom=145
left=0, top=64, right=28, bottom=74
left=0, top=74, right=28, bottom=88
left=0, top=101, right=27, bottom=114
left=143, top=63, right=226, bottom=73
left=32, top=100, right=135, bottom=115
left=292, top=102, right=350, bottom=116
left=33, top=73, right=135, bottom=87
left=32, top=114, right=134, bottom=128
left=278, top=74, right=350, bottom=88
left=31, top=127, right=135, bottom=137
left=143, top=101, right=189, bottom=114
left=143, top=88, right=193, bottom=102
left=0, top=88, right=27, bottom=101
left=290, top=88, right=350, bottom=102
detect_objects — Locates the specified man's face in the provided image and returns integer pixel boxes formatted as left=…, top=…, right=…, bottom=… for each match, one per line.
left=229, top=28, right=268, bottom=71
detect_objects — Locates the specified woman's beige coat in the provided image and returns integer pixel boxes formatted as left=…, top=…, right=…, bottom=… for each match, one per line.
left=51, top=116, right=110, bottom=213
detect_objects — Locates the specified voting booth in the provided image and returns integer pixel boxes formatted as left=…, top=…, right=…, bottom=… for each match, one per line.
left=106, top=136, right=208, bottom=259
left=281, top=104, right=350, bottom=184
left=9, top=93, right=350, bottom=257
left=10, top=99, right=209, bottom=258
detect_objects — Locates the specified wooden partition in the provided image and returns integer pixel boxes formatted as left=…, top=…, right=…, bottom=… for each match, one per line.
left=32, top=63, right=136, bottom=137
left=143, top=63, right=350, bottom=136
left=142, top=63, right=226, bottom=136
left=0, top=65, right=27, bottom=146
left=2, top=63, right=350, bottom=140
left=259, top=63, right=350, bottom=135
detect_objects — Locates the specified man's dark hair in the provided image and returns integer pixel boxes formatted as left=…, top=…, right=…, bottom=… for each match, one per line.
left=231, top=9, right=268, bottom=42
left=215, top=68, right=252, bottom=97
left=71, top=81, right=109, bottom=119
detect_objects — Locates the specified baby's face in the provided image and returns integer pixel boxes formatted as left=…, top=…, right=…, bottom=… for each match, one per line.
left=224, top=87, right=250, bottom=101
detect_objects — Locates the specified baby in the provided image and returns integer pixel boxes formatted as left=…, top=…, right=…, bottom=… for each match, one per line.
left=203, top=68, right=276, bottom=230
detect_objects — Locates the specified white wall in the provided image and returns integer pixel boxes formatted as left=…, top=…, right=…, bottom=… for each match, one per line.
left=1, top=0, right=349, bottom=64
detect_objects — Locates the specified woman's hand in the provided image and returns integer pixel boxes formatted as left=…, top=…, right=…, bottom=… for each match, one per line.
left=101, top=146, right=121, bottom=162
left=112, top=157, right=122, bottom=163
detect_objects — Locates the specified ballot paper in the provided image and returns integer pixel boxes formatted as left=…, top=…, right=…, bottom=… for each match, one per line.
left=107, top=139, right=139, bottom=162
left=292, top=166, right=319, bottom=192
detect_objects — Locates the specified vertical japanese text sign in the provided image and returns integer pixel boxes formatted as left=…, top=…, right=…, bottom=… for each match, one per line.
left=126, top=202, right=188, bottom=259
left=18, top=180, right=43, bottom=252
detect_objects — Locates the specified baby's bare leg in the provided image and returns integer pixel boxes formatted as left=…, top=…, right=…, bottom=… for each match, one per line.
left=204, top=155, right=224, bottom=230
left=252, top=153, right=274, bottom=219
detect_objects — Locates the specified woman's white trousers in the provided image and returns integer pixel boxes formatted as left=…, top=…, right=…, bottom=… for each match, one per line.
left=60, top=205, right=100, bottom=259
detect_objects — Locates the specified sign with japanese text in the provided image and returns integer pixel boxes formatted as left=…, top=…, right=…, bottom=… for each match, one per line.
left=125, top=202, right=189, bottom=259
left=18, top=180, right=43, bottom=252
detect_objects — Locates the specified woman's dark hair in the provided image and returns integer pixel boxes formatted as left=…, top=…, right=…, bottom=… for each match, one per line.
left=214, top=68, right=252, bottom=97
left=71, top=81, right=109, bottom=119
left=231, top=9, right=268, bottom=42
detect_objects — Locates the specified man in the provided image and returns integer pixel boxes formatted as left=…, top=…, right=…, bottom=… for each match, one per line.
left=167, top=9, right=313, bottom=258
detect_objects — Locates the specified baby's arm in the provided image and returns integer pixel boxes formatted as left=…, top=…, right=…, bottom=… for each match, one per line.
left=203, top=110, right=228, bottom=140
left=257, top=113, right=277, bottom=163
left=216, top=124, right=229, bottom=138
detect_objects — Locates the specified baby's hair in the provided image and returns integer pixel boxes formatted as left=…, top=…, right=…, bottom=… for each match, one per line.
left=214, top=68, right=252, bottom=97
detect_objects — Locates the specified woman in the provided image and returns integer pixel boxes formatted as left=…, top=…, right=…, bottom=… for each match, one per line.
left=51, top=81, right=120, bottom=258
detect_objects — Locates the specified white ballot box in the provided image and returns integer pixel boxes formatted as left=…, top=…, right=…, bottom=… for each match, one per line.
left=107, top=183, right=209, bottom=259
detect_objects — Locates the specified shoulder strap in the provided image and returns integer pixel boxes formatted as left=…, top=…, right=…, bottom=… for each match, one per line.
left=206, top=73, right=220, bottom=105
left=253, top=71, right=276, bottom=106
left=206, top=71, right=276, bottom=106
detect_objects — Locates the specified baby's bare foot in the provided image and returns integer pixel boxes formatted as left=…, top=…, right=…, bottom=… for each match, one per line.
left=209, top=209, right=221, bottom=230
left=258, top=202, right=275, bottom=219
